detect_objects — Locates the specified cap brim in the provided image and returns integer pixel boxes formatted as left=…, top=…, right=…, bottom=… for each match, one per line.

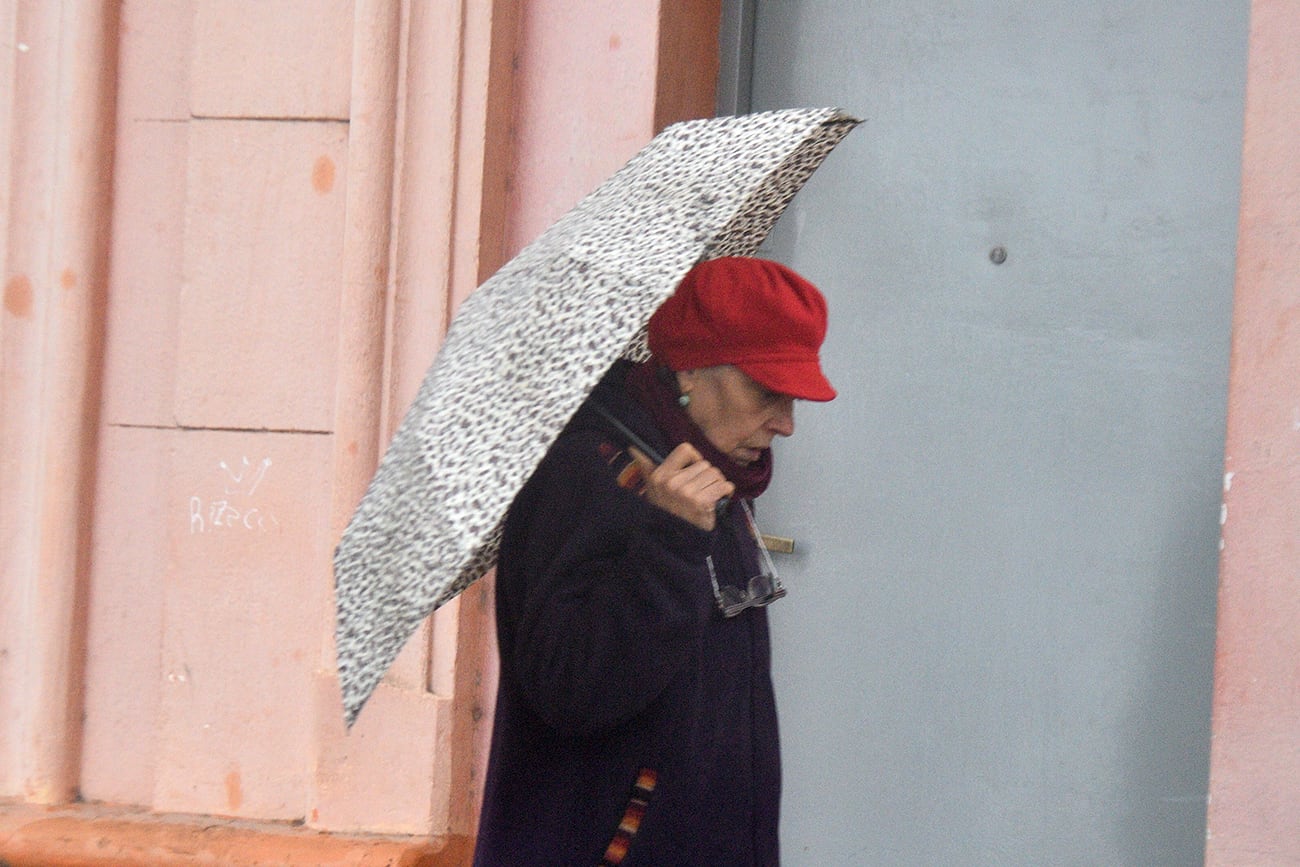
left=739, top=359, right=837, bottom=402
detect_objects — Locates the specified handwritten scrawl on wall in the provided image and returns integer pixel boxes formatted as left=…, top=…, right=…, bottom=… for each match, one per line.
left=189, top=456, right=280, bottom=534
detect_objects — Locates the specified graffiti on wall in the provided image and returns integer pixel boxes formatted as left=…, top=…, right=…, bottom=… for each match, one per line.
left=189, top=456, right=280, bottom=534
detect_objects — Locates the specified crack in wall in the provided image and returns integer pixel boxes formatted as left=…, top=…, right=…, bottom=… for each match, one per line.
left=107, top=423, right=331, bottom=435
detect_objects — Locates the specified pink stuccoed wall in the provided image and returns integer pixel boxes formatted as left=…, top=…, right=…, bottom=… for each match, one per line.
left=9, top=0, right=1297, bottom=860
left=1206, top=1, right=1300, bottom=863
left=507, top=2, right=660, bottom=253
left=2, top=0, right=118, bottom=806
left=1, top=0, right=720, bottom=857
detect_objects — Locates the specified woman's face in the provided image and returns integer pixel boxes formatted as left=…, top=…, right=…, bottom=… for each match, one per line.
left=678, top=365, right=796, bottom=464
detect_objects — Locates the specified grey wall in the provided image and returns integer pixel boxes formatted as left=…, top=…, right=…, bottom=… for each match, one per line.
left=731, top=2, right=1249, bottom=863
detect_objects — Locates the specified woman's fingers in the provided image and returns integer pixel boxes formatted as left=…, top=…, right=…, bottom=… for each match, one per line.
left=629, top=444, right=734, bottom=530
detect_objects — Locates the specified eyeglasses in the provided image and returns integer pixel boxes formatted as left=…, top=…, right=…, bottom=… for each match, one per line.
left=706, top=500, right=787, bottom=618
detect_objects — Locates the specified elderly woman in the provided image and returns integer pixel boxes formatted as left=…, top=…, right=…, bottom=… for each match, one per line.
left=473, top=257, right=836, bottom=866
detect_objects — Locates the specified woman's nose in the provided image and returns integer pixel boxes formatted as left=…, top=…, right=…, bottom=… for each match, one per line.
left=768, top=398, right=795, bottom=437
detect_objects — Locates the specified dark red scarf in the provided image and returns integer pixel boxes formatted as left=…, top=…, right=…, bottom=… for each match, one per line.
left=626, top=360, right=772, bottom=500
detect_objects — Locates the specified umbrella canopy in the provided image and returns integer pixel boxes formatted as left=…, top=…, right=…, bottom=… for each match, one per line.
left=334, top=107, right=860, bottom=726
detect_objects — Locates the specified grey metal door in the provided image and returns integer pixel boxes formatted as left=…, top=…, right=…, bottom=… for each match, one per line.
left=726, top=2, right=1249, bottom=863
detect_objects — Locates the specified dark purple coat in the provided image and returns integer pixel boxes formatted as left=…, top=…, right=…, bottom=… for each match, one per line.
left=474, top=362, right=781, bottom=866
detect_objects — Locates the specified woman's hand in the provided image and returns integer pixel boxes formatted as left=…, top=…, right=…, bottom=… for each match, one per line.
left=629, top=443, right=734, bottom=531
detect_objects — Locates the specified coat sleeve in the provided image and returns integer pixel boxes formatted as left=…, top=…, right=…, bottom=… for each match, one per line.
left=498, top=428, right=717, bottom=738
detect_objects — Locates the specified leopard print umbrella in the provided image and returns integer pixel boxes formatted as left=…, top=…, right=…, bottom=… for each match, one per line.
left=334, top=107, right=860, bottom=726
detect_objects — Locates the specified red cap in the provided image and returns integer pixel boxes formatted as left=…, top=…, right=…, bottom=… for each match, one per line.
left=647, top=257, right=836, bottom=401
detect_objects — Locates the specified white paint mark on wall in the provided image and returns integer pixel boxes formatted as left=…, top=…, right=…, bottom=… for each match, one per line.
left=189, top=497, right=278, bottom=533
left=1223, top=471, right=1234, bottom=492
left=189, top=456, right=279, bottom=535
left=219, top=456, right=272, bottom=496
left=1218, top=498, right=1228, bottom=551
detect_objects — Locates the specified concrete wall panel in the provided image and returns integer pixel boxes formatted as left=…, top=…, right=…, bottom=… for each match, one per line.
left=190, top=0, right=352, bottom=120
left=79, top=426, right=170, bottom=806
left=153, top=430, right=332, bottom=819
left=98, top=2, right=194, bottom=428
left=118, top=0, right=192, bottom=121
left=506, top=1, right=660, bottom=252
left=310, top=677, right=448, bottom=834
left=1, top=0, right=119, bottom=802
left=174, top=120, right=346, bottom=432
left=100, top=119, right=187, bottom=427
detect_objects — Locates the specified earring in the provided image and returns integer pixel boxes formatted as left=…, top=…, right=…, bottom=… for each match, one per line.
left=678, top=393, right=691, bottom=407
